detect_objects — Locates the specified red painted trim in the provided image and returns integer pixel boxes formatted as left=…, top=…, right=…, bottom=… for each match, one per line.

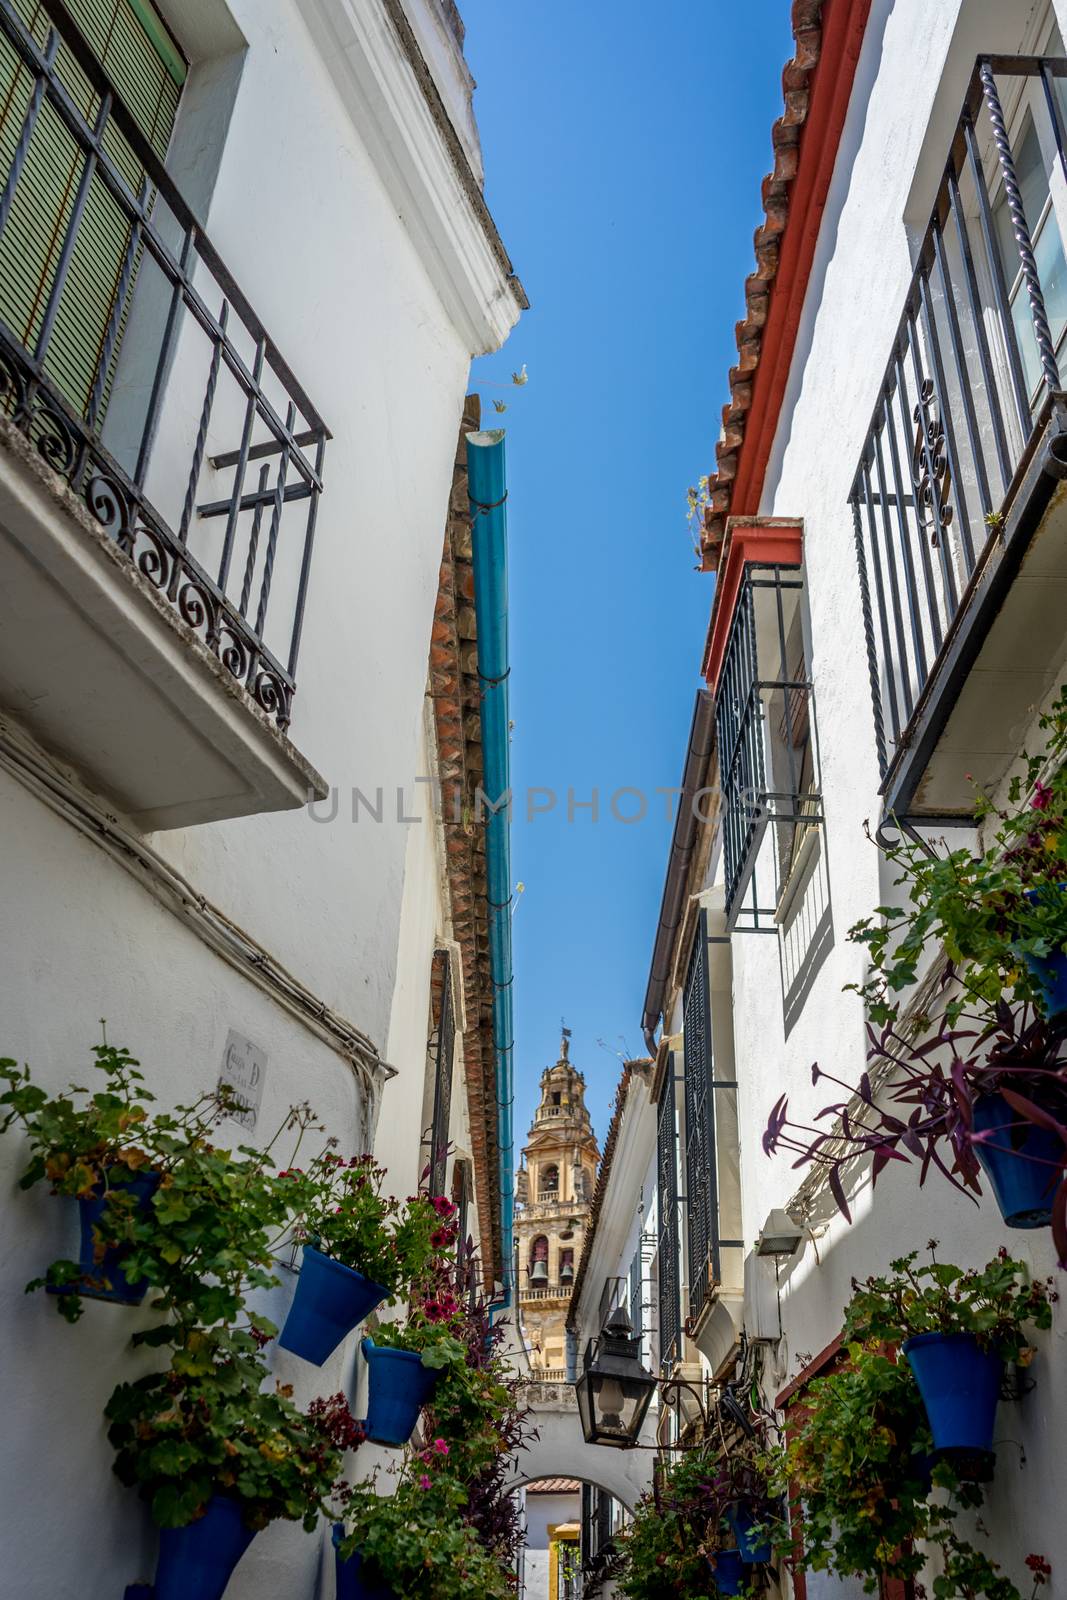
left=703, top=519, right=803, bottom=690
left=731, top=0, right=873, bottom=517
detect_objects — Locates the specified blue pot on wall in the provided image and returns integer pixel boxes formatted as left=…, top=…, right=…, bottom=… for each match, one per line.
left=725, top=1502, right=772, bottom=1563
left=334, top=1526, right=396, bottom=1600
left=154, top=1497, right=256, bottom=1600
left=48, top=1170, right=159, bottom=1305
left=709, top=1550, right=745, bottom=1595
left=1022, top=886, right=1067, bottom=1019
left=903, top=1332, right=1003, bottom=1457
left=277, top=1246, right=389, bottom=1366
left=361, top=1337, right=442, bottom=1445
left=973, top=1091, right=1063, bottom=1227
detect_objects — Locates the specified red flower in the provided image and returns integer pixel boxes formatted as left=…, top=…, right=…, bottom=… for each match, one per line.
left=1032, top=782, right=1053, bottom=812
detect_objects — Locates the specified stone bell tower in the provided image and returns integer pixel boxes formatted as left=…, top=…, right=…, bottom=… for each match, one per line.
left=516, top=1033, right=599, bottom=1376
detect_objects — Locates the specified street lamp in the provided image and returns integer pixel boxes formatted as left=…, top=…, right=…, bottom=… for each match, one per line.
left=575, top=1306, right=656, bottom=1449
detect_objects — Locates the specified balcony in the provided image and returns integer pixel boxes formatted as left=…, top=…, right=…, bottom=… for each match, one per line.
left=851, top=55, right=1067, bottom=823
left=0, top=0, right=327, bottom=827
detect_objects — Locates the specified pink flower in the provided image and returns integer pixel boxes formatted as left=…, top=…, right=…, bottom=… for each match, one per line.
left=419, top=1475, right=432, bottom=1490
left=1033, top=782, right=1053, bottom=812
left=432, top=1438, right=449, bottom=1456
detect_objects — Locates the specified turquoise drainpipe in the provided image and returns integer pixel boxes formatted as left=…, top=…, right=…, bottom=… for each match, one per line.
left=466, top=428, right=515, bottom=1317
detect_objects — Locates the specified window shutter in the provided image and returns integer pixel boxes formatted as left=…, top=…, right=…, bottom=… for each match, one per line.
left=0, top=0, right=185, bottom=420
left=656, top=1059, right=681, bottom=1370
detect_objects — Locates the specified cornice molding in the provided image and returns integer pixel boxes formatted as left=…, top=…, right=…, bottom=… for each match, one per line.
left=299, top=0, right=527, bottom=356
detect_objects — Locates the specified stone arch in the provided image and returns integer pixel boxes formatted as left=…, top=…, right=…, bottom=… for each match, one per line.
left=507, top=1398, right=652, bottom=1512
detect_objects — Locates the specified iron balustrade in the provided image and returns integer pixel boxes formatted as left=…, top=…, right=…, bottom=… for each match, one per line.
left=715, top=563, right=821, bottom=925
left=0, top=0, right=328, bottom=726
left=851, top=54, right=1067, bottom=791
left=682, top=911, right=716, bottom=1320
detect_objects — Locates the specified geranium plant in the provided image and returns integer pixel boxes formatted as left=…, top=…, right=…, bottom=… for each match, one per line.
left=285, top=1152, right=455, bottom=1296
left=335, top=1468, right=515, bottom=1600
left=844, top=1249, right=1054, bottom=1360
left=617, top=1448, right=728, bottom=1600
left=106, top=1345, right=363, bottom=1530
left=849, top=686, right=1067, bottom=1026
left=768, top=1334, right=1049, bottom=1599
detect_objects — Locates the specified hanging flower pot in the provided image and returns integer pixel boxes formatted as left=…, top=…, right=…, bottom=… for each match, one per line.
left=708, top=1549, right=745, bottom=1595
left=903, top=1332, right=1003, bottom=1459
left=361, top=1337, right=442, bottom=1446
left=277, top=1246, right=389, bottom=1366
left=153, top=1497, right=256, bottom=1600
left=1022, top=886, right=1067, bottom=1019
left=972, top=1091, right=1064, bottom=1227
left=725, top=1501, right=772, bottom=1563
left=334, top=1526, right=396, bottom=1600
left=49, top=1170, right=159, bottom=1306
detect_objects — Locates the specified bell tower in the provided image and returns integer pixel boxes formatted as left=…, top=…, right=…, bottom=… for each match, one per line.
left=516, top=1032, right=599, bottom=1376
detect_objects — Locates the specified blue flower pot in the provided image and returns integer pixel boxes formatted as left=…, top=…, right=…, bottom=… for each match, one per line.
left=48, top=1170, right=159, bottom=1305
left=1022, top=886, right=1067, bottom=1019
left=154, top=1497, right=255, bottom=1600
left=277, top=1246, right=389, bottom=1366
left=973, top=1091, right=1063, bottom=1227
left=709, top=1550, right=745, bottom=1595
left=725, top=1502, right=771, bottom=1563
left=124, top=1587, right=154, bottom=1599
left=334, top=1525, right=396, bottom=1600
left=361, top=1337, right=442, bottom=1445
left=903, top=1332, right=1003, bottom=1457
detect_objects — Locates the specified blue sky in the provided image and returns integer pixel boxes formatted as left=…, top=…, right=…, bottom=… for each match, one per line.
left=462, top=1, right=794, bottom=1151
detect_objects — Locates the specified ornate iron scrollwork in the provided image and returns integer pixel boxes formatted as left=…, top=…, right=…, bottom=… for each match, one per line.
left=911, top=377, right=953, bottom=546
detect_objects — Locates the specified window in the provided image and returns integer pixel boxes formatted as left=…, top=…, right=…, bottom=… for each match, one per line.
left=682, top=913, right=717, bottom=1322
left=715, top=561, right=822, bottom=929
left=656, top=1059, right=681, bottom=1370
left=428, top=949, right=455, bottom=1198
left=0, top=0, right=187, bottom=419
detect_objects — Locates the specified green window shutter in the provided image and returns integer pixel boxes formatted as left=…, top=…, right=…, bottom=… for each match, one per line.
left=0, top=0, right=186, bottom=422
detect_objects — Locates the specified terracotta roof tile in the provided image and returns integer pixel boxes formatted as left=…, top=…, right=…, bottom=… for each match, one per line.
left=700, top=1, right=825, bottom=567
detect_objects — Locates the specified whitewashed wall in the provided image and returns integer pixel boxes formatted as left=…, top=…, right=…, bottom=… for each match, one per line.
left=715, top=0, right=1067, bottom=1587
left=0, top=0, right=519, bottom=1595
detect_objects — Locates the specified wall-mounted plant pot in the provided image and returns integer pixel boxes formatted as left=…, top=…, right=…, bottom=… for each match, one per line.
left=903, top=1332, right=1003, bottom=1459
left=333, top=1526, right=396, bottom=1600
left=154, top=1496, right=256, bottom=1600
left=725, top=1502, right=772, bottom=1563
left=1022, top=886, right=1067, bottom=1019
left=360, top=1338, right=442, bottom=1445
left=48, top=1170, right=159, bottom=1305
left=277, top=1247, right=389, bottom=1366
left=708, top=1550, right=745, bottom=1595
left=972, top=1091, right=1063, bottom=1227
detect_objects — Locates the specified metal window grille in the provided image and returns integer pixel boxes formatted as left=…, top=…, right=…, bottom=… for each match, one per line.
left=628, top=1245, right=642, bottom=1341
left=656, top=1059, right=681, bottom=1370
left=715, top=564, right=821, bottom=928
left=851, top=54, right=1067, bottom=796
left=0, top=0, right=328, bottom=725
left=683, top=911, right=718, bottom=1320
left=429, top=950, right=454, bottom=1198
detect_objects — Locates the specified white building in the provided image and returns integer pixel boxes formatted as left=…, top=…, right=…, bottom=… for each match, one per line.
left=578, top=0, right=1067, bottom=1591
left=0, top=0, right=523, bottom=1595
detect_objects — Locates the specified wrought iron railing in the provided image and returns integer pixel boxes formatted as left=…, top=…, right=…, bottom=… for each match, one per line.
left=851, top=55, right=1067, bottom=789
left=0, top=0, right=327, bottom=726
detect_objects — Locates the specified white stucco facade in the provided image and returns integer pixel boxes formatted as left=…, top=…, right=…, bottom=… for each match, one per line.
left=586, top=0, right=1067, bottom=1591
left=0, top=0, right=521, bottom=1595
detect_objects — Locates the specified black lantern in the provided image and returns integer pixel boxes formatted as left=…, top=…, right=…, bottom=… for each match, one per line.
left=575, top=1306, right=656, bottom=1448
